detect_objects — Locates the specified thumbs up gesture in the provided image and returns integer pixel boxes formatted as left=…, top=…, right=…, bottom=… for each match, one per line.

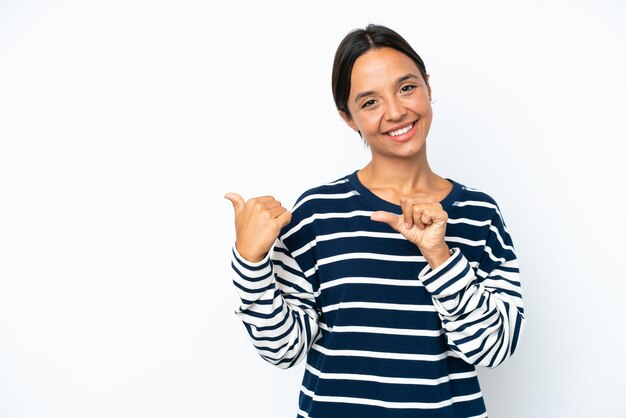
left=224, top=193, right=292, bottom=263
left=370, top=195, right=451, bottom=268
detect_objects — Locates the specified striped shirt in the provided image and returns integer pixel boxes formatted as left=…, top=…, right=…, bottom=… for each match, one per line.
left=230, top=170, right=525, bottom=417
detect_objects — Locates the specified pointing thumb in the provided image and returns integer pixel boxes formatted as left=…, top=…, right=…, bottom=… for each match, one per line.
left=371, top=210, right=402, bottom=231
left=224, top=192, right=245, bottom=217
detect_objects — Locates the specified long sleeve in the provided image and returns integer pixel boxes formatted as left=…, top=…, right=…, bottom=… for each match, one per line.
left=230, top=236, right=321, bottom=369
left=417, top=204, right=525, bottom=368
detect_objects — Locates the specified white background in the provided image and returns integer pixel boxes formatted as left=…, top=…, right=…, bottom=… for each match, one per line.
left=1, top=1, right=625, bottom=417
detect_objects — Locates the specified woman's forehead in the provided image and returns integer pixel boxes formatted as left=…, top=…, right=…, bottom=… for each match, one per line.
left=350, top=48, right=423, bottom=89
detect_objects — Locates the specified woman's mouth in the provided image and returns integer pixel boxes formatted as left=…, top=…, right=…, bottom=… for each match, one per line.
left=383, top=120, right=418, bottom=142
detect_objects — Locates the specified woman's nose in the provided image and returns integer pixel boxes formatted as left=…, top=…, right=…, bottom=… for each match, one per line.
left=384, top=97, right=406, bottom=121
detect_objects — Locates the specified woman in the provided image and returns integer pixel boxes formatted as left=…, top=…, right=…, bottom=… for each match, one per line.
left=225, top=24, right=525, bottom=418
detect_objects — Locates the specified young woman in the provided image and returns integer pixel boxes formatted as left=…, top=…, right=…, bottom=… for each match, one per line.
left=225, top=24, right=525, bottom=418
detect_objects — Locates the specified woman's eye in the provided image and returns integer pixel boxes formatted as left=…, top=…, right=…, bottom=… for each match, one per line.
left=361, top=99, right=376, bottom=108
left=401, top=84, right=417, bottom=93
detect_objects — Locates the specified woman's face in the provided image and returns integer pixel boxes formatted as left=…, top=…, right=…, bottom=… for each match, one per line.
left=341, top=47, right=432, bottom=158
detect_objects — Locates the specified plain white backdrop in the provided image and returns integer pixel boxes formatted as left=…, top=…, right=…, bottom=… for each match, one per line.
left=1, top=1, right=625, bottom=417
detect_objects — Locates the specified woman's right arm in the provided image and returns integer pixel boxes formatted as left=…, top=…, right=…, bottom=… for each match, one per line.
left=230, top=238, right=320, bottom=369
left=225, top=193, right=321, bottom=369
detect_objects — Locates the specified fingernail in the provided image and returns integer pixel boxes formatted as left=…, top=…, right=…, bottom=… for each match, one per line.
left=405, top=222, right=411, bottom=229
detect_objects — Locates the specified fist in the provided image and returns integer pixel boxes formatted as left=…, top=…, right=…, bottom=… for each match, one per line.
left=224, top=193, right=292, bottom=263
left=370, top=194, right=449, bottom=263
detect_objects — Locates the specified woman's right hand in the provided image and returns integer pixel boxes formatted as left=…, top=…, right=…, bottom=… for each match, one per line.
left=224, top=192, right=292, bottom=263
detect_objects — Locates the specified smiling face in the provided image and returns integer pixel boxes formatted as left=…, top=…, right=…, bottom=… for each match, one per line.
left=340, top=47, right=433, bottom=159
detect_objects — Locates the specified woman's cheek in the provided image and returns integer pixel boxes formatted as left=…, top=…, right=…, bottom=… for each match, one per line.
left=364, top=113, right=381, bottom=134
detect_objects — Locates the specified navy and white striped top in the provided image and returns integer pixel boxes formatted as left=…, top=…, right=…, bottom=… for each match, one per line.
left=230, top=170, right=525, bottom=418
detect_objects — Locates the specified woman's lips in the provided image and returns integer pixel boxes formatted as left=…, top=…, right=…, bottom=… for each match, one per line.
left=383, top=120, right=418, bottom=143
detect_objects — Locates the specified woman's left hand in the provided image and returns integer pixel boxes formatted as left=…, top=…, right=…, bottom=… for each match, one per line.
left=370, top=194, right=450, bottom=266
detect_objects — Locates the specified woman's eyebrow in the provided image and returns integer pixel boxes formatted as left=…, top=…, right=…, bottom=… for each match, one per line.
left=354, top=90, right=376, bottom=104
left=397, top=73, right=419, bottom=83
left=353, top=73, right=420, bottom=103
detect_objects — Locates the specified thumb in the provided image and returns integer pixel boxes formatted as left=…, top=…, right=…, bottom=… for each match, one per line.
left=224, top=192, right=245, bottom=217
left=370, top=210, right=403, bottom=231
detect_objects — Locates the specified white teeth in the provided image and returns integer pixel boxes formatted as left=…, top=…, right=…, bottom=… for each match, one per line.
left=387, top=123, right=413, bottom=137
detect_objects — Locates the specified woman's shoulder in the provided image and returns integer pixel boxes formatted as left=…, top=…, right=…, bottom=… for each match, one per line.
left=450, top=178, right=509, bottom=227
left=452, top=179, right=501, bottom=207
left=278, top=171, right=356, bottom=243
left=289, top=171, right=356, bottom=213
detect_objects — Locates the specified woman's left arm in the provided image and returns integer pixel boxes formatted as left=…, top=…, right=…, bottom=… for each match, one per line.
left=418, top=208, right=526, bottom=368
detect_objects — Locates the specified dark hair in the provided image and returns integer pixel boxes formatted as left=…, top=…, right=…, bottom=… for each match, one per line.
left=331, top=24, right=428, bottom=120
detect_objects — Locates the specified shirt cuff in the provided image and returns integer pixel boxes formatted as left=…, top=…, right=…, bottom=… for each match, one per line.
left=232, top=244, right=271, bottom=268
left=418, top=247, right=473, bottom=299
left=231, top=244, right=275, bottom=300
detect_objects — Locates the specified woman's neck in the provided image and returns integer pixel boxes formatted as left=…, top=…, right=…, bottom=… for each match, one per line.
left=358, top=151, right=444, bottom=196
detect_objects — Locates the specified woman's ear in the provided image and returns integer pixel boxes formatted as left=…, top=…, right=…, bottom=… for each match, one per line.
left=425, top=74, right=432, bottom=102
left=338, top=109, right=359, bottom=133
